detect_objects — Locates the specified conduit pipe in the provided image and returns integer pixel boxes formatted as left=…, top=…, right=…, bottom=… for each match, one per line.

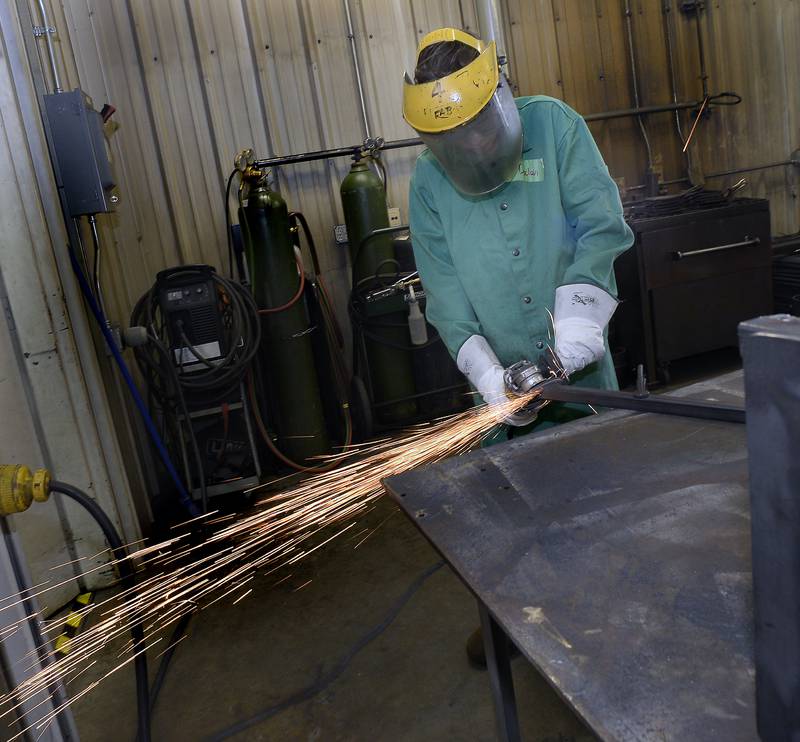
left=477, top=0, right=511, bottom=82
left=35, top=0, right=61, bottom=93
left=623, top=0, right=654, bottom=170
left=343, top=0, right=371, bottom=139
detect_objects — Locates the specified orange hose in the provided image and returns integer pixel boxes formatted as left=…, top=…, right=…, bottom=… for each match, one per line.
left=258, top=257, right=305, bottom=314
left=247, top=372, right=352, bottom=474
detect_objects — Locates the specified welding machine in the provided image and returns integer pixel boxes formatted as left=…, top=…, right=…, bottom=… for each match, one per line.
left=156, top=266, right=227, bottom=372
left=132, top=265, right=262, bottom=506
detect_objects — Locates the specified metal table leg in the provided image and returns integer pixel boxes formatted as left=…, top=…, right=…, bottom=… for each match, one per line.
left=479, top=600, right=522, bottom=742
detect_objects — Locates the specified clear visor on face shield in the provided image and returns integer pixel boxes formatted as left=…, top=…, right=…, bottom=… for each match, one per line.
left=418, top=79, right=522, bottom=196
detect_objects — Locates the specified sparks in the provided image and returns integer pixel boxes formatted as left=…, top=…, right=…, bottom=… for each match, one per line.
left=0, top=391, right=544, bottom=736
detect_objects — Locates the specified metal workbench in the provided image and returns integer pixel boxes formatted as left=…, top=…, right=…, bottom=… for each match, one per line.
left=384, top=371, right=756, bottom=741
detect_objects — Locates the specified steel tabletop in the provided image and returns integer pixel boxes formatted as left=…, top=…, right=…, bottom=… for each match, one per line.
left=383, top=371, right=755, bottom=741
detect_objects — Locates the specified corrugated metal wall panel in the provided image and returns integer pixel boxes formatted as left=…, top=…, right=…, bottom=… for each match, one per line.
left=95, top=1, right=183, bottom=290
left=699, top=0, right=799, bottom=234
left=0, top=0, right=140, bottom=604
left=356, top=0, right=420, bottom=219
left=130, top=0, right=228, bottom=269
left=188, top=0, right=271, bottom=169
left=505, top=0, right=562, bottom=99
left=245, top=0, right=337, bottom=225
left=502, top=1, right=799, bottom=230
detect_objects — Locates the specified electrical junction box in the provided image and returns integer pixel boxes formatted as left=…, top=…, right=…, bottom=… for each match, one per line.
left=334, top=223, right=348, bottom=245
left=43, top=89, right=116, bottom=216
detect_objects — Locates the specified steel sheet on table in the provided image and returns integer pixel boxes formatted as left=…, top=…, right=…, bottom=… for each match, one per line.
left=384, top=371, right=755, bottom=741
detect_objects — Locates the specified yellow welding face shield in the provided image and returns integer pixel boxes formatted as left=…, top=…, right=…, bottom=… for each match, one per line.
left=403, top=28, right=522, bottom=196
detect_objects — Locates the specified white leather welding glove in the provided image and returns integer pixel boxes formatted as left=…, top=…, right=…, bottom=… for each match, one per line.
left=457, top=335, right=506, bottom=405
left=553, top=284, right=618, bottom=377
left=456, top=335, right=535, bottom=427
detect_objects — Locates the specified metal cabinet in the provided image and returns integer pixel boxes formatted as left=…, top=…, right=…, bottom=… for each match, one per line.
left=613, top=198, right=773, bottom=384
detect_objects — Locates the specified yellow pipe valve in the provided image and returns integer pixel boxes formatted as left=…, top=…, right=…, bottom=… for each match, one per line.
left=0, top=465, right=51, bottom=516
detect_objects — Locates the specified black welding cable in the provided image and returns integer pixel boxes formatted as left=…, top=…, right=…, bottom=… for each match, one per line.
left=160, top=274, right=260, bottom=394
left=349, top=226, right=410, bottom=280
left=148, top=336, right=209, bottom=513
left=130, top=271, right=261, bottom=507
left=355, top=325, right=441, bottom=352
left=348, top=297, right=442, bottom=351
left=290, top=211, right=349, bottom=372
left=149, top=612, right=193, bottom=714
left=288, top=211, right=321, bottom=275
left=175, top=274, right=260, bottom=394
left=131, top=271, right=261, bottom=509
left=203, top=560, right=445, bottom=742
left=49, top=481, right=151, bottom=742
left=225, top=169, right=240, bottom=281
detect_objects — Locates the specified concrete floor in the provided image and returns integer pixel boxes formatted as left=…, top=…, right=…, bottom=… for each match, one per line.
left=72, top=497, right=595, bottom=741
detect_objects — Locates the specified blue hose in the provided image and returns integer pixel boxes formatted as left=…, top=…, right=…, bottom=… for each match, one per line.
left=68, top=245, right=199, bottom=517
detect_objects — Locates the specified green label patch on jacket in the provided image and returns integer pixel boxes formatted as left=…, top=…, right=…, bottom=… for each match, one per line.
left=511, top=158, right=545, bottom=183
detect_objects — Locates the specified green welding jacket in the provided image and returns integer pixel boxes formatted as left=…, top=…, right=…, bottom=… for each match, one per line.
left=409, top=95, right=634, bottom=392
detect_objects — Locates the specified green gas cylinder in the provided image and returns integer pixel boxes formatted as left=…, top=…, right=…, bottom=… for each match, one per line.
left=239, top=180, right=330, bottom=463
left=340, top=157, right=417, bottom=424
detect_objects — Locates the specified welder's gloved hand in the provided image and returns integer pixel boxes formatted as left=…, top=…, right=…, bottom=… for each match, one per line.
left=553, top=284, right=618, bottom=376
left=457, top=335, right=506, bottom=405
left=457, top=335, right=533, bottom=427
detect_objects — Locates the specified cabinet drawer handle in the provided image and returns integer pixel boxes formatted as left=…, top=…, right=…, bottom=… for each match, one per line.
left=673, top=236, right=761, bottom=260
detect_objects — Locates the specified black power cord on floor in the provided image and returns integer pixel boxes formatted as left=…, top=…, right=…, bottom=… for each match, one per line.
left=203, top=560, right=445, bottom=742
left=49, top=481, right=151, bottom=742
left=149, top=612, right=193, bottom=714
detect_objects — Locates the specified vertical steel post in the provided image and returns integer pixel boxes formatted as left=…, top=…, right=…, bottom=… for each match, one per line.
left=739, top=314, right=800, bottom=742
left=478, top=601, right=521, bottom=742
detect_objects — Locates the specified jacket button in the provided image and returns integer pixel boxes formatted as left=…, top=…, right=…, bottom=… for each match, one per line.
left=500, top=202, right=509, bottom=211
left=511, top=248, right=520, bottom=256
left=522, top=296, right=532, bottom=304
left=536, top=341, right=545, bottom=350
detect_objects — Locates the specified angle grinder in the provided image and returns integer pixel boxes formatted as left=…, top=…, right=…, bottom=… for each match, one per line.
left=502, top=355, right=564, bottom=424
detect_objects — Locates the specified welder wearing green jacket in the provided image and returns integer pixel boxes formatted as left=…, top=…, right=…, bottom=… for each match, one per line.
left=403, top=28, right=634, bottom=438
